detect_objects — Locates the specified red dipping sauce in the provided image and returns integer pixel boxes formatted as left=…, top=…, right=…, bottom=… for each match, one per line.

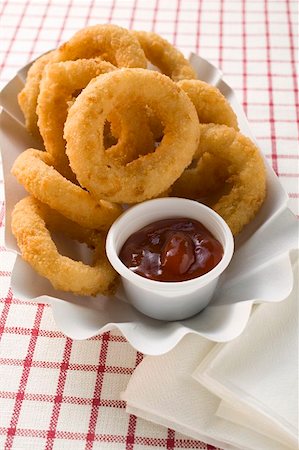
left=119, top=218, right=223, bottom=282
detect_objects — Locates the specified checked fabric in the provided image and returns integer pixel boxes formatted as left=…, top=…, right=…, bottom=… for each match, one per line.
left=0, top=0, right=298, bottom=449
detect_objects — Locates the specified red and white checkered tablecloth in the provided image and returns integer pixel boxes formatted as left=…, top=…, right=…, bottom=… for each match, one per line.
left=0, top=0, right=298, bottom=449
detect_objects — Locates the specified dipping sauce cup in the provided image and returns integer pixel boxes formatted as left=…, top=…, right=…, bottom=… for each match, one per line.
left=106, top=198, right=234, bottom=321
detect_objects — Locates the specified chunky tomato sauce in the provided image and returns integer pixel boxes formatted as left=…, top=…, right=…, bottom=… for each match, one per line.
left=119, top=218, right=223, bottom=282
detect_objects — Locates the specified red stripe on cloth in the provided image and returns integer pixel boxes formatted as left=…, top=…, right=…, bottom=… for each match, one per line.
left=0, top=426, right=215, bottom=447
left=54, top=0, right=74, bottom=47
left=85, top=331, right=111, bottom=450
left=0, top=296, right=50, bottom=308
left=0, top=390, right=126, bottom=408
left=2, top=23, right=298, bottom=35
left=279, top=173, right=299, bottom=177
left=135, top=351, right=143, bottom=367
left=167, top=428, right=175, bottom=450
left=151, top=0, right=160, bottom=32
left=0, top=357, right=135, bottom=375
left=129, top=0, right=138, bottom=30
left=242, top=0, right=247, bottom=113
left=0, top=0, right=30, bottom=73
left=286, top=0, right=299, bottom=134
left=45, top=337, right=73, bottom=449
left=126, top=414, right=137, bottom=450
left=26, top=0, right=52, bottom=63
left=258, top=136, right=298, bottom=141
left=264, top=0, right=278, bottom=175
left=0, top=288, right=13, bottom=342
left=195, top=0, right=203, bottom=53
left=265, top=153, right=299, bottom=159
left=218, top=0, right=224, bottom=69
left=1, top=327, right=64, bottom=338
left=5, top=304, right=45, bottom=450
left=124, top=350, right=143, bottom=450
left=0, top=0, right=9, bottom=17
left=0, top=271, right=11, bottom=276
left=0, top=200, right=6, bottom=227
left=83, top=0, right=96, bottom=27
left=107, top=0, right=116, bottom=23
left=1, top=0, right=298, bottom=7
left=250, top=118, right=298, bottom=123
left=173, top=0, right=181, bottom=46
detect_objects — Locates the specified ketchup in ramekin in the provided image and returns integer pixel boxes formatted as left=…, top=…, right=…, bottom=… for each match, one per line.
left=119, top=218, right=223, bottom=282
left=106, top=198, right=234, bottom=321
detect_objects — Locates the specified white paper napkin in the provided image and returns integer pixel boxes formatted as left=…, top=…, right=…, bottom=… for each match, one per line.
left=122, top=252, right=298, bottom=450
left=193, top=250, right=299, bottom=449
left=122, top=337, right=295, bottom=449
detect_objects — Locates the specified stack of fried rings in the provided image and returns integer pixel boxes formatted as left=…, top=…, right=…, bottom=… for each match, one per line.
left=12, top=24, right=266, bottom=296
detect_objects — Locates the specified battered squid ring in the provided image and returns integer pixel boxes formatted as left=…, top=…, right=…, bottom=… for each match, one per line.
left=171, top=124, right=266, bottom=235
left=11, top=149, right=122, bottom=231
left=37, top=58, right=116, bottom=180
left=64, top=68, right=200, bottom=204
left=133, top=31, right=197, bottom=81
left=11, top=197, right=118, bottom=296
left=18, top=24, right=147, bottom=137
left=177, top=79, right=239, bottom=129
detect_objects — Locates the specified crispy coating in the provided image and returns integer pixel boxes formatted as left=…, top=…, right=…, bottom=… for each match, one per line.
left=54, top=24, right=147, bottom=68
left=18, top=51, right=55, bottom=136
left=18, top=24, right=146, bottom=137
left=133, top=31, right=197, bottom=81
left=11, top=149, right=123, bottom=231
left=11, top=197, right=118, bottom=296
left=177, top=79, right=239, bottom=129
left=171, top=124, right=266, bottom=235
left=37, top=58, right=116, bottom=181
left=64, top=68, right=200, bottom=204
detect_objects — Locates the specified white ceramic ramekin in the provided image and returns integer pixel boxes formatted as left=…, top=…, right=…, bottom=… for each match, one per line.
left=106, top=198, right=234, bottom=321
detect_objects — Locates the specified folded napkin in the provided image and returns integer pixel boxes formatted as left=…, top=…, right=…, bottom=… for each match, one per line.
left=193, top=250, right=299, bottom=449
left=122, top=252, right=298, bottom=450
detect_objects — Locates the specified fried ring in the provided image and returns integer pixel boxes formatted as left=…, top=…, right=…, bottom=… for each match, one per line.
left=54, top=24, right=146, bottom=67
left=171, top=124, right=266, bottom=235
left=133, top=31, right=197, bottom=81
left=19, top=24, right=146, bottom=137
left=11, top=149, right=122, bottom=231
left=64, top=68, right=200, bottom=203
left=177, top=79, right=239, bottom=129
left=11, top=197, right=118, bottom=296
left=37, top=58, right=116, bottom=180
left=18, top=51, right=55, bottom=136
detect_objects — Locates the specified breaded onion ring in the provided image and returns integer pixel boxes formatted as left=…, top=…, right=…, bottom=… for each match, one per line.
left=54, top=24, right=147, bottom=67
left=18, top=51, right=55, bottom=136
left=64, top=68, right=200, bottom=204
left=177, top=79, right=239, bottom=129
left=11, top=197, right=118, bottom=296
left=18, top=24, right=147, bottom=137
left=11, top=149, right=122, bottom=231
left=37, top=58, right=116, bottom=180
left=171, top=124, right=266, bottom=235
left=133, top=31, right=196, bottom=81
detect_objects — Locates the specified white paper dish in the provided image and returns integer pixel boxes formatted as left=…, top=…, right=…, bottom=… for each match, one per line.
left=0, top=53, right=298, bottom=355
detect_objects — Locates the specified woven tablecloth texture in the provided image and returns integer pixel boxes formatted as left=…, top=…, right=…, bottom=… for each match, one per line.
left=0, top=0, right=298, bottom=449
